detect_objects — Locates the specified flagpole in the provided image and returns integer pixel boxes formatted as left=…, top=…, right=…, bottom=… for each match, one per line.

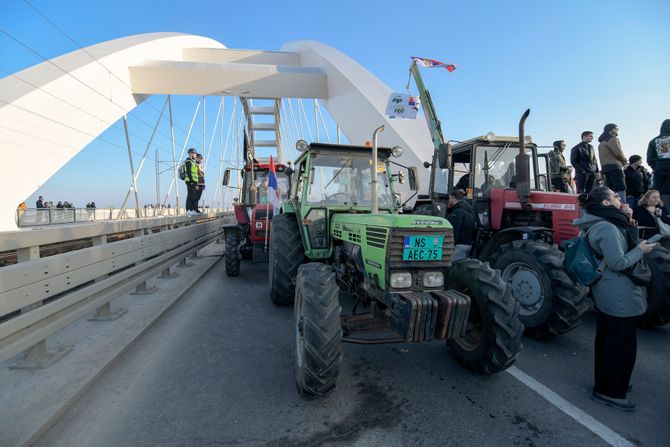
left=264, top=156, right=272, bottom=252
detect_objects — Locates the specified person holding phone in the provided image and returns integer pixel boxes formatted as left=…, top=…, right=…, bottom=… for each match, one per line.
left=633, top=189, right=670, bottom=249
left=575, top=186, right=655, bottom=411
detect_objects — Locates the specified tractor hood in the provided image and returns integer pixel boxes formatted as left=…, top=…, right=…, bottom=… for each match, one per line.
left=331, top=213, right=452, bottom=230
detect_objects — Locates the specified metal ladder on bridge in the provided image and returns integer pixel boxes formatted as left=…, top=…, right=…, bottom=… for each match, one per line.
left=240, top=98, right=282, bottom=163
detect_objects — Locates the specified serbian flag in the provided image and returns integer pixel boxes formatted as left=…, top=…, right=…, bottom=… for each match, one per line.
left=267, top=156, right=282, bottom=214
left=411, top=56, right=456, bottom=72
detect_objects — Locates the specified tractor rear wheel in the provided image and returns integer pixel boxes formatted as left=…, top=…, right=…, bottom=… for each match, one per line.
left=638, top=247, right=670, bottom=328
left=269, top=214, right=304, bottom=305
left=224, top=231, right=240, bottom=277
left=294, top=263, right=342, bottom=398
left=446, top=259, right=523, bottom=374
left=490, top=240, right=588, bottom=338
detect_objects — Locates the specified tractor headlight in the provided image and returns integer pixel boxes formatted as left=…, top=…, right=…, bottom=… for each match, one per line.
left=255, top=222, right=263, bottom=229
left=422, top=271, right=444, bottom=288
left=391, top=146, right=403, bottom=157
left=296, top=139, right=309, bottom=152
left=390, top=272, right=412, bottom=288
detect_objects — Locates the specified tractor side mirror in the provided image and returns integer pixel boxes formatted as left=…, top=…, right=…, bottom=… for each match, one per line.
left=223, top=169, right=231, bottom=186
left=233, top=197, right=239, bottom=203
left=408, top=167, right=419, bottom=191
left=284, top=166, right=294, bottom=177
left=437, top=142, right=452, bottom=170
left=398, top=170, right=405, bottom=185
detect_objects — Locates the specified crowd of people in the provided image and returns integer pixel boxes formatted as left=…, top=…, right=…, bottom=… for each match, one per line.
left=34, top=196, right=97, bottom=209
left=442, top=120, right=670, bottom=412
left=547, top=120, right=670, bottom=248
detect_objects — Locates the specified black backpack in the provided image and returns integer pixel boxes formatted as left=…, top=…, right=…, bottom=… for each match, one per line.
left=560, top=225, right=606, bottom=286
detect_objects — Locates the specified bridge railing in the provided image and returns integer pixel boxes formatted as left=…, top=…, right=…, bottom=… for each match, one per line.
left=0, top=212, right=232, bottom=367
left=17, top=207, right=230, bottom=227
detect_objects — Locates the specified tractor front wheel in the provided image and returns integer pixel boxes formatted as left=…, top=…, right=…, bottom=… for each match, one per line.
left=490, top=240, right=588, bottom=338
left=224, top=230, right=241, bottom=277
left=269, top=214, right=304, bottom=305
left=446, top=259, right=523, bottom=374
left=294, top=263, right=342, bottom=398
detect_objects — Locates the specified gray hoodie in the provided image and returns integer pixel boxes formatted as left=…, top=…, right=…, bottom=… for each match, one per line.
left=574, top=212, right=647, bottom=317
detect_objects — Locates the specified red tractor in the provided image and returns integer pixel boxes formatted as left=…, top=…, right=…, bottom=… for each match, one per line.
left=415, top=123, right=588, bottom=337
left=416, top=113, right=670, bottom=333
left=222, top=160, right=291, bottom=276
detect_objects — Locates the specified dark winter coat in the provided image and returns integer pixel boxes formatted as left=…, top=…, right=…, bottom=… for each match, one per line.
left=632, top=204, right=670, bottom=237
left=574, top=212, right=646, bottom=317
left=570, top=141, right=599, bottom=174
left=446, top=200, right=475, bottom=245
left=624, top=165, right=650, bottom=198
left=646, top=119, right=670, bottom=172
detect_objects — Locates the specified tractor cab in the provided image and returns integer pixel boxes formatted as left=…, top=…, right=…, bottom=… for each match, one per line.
left=222, top=160, right=291, bottom=268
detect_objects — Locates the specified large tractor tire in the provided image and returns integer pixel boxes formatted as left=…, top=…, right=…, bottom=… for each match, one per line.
left=294, top=263, right=342, bottom=398
left=446, top=259, right=523, bottom=374
left=489, top=240, right=588, bottom=338
left=269, top=214, right=304, bottom=305
left=638, top=246, right=670, bottom=328
left=224, top=230, right=241, bottom=277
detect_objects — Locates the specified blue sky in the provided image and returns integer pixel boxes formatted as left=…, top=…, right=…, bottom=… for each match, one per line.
left=2, top=0, right=669, bottom=207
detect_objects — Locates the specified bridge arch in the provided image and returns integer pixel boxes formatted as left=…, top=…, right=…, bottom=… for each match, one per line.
left=0, top=32, right=432, bottom=231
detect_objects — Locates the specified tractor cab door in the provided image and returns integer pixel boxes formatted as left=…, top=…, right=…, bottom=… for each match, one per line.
left=536, top=153, right=550, bottom=191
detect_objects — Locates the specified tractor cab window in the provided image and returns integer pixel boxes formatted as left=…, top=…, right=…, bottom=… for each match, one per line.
left=473, top=145, right=537, bottom=195
left=306, top=154, right=394, bottom=207
left=243, top=169, right=290, bottom=204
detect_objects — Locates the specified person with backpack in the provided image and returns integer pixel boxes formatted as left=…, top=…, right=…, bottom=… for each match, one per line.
left=182, top=148, right=199, bottom=215
left=574, top=186, right=655, bottom=411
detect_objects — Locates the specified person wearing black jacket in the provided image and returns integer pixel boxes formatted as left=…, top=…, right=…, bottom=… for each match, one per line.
left=570, top=131, right=599, bottom=193
left=632, top=189, right=670, bottom=249
left=624, top=155, right=650, bottom=207
left=446, top=189, right=475, bottom=261
left=646, top=119, right=670, bottom=206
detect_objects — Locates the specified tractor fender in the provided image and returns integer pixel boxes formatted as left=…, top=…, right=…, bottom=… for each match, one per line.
left=478, top=226, right=553, bottom=261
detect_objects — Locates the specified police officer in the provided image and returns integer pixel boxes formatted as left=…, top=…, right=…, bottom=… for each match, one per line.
left=184, top=148, right=199, bottom=215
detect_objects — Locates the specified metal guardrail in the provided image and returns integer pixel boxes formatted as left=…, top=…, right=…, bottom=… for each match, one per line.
left=17, top=207, right=230, bottom=227
left=0, top=212, right=232, bottom=366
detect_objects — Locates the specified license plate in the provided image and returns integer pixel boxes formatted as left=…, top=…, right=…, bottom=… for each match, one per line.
left=403, top=235, right=443, bottom=261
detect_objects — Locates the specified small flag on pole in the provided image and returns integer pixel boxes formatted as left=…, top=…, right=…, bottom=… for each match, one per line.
left=267, top=156, right=282, bottom=214
left=410, top=56, right=456, bottom=72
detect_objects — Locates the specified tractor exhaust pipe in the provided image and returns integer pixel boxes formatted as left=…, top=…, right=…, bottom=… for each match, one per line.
left=371, top=125, right=384, bottom=214
left=516, top=109, right=531, bottom=208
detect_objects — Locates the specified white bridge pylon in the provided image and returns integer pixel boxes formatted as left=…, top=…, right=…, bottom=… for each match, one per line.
left=0, top=32, right=433, bottom=232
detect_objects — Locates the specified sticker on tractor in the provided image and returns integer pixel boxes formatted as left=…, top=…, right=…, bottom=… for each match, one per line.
left=365, top=259, right=382, bottom=269
left=403, top=235, right=443, bottom=261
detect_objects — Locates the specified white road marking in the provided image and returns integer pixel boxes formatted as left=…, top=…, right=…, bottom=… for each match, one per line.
left=506, top=366, right=635, bottom=447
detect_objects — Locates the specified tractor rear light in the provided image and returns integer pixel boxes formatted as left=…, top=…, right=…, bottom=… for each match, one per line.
left=390, top=272, right=412, bottom=288
left=422, top=271, right=444, bottom=287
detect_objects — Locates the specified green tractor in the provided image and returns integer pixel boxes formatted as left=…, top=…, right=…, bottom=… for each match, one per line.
left=269, top=129, right=524, bottom=398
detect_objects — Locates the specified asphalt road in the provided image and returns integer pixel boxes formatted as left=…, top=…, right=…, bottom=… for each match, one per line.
left=37, top=260, right=670, bottom=447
